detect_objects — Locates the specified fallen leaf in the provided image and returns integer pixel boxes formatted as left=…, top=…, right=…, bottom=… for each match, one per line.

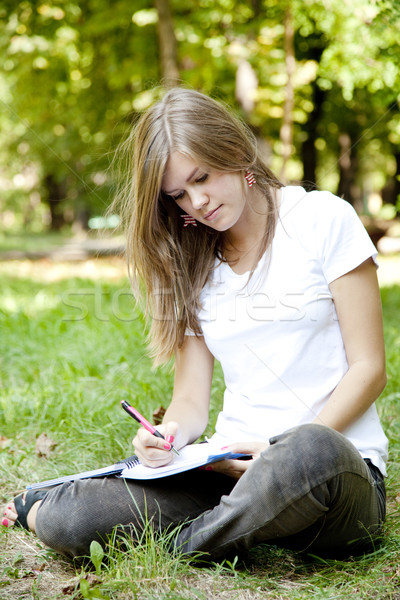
left=35, top=433, right=57, bottom=458
left=395, top=493, right=400, bottom=505
left=85, top=573, right=102, bottom=586
left=152, top=406, right=166, bottom=425
left=0, top=435, right=11, bottom=449
left=62, top=578, right=79, bottom=595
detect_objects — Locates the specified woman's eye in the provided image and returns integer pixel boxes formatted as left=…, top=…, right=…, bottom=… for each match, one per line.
left=171, top=191, right=184, bottom=201
left=165, top=174, right=207, bottom=202
left=196, top=173, right=208, bottom=183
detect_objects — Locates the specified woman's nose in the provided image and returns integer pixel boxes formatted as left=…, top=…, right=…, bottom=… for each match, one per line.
left=191, top=190, right=209, bottom=210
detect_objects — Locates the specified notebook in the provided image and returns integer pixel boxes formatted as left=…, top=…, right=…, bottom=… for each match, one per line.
left=27, top=443, right=250, bottom=489
left=26, top=456, right=139, bottom=490
left=120, top=442, right=250, bottom=480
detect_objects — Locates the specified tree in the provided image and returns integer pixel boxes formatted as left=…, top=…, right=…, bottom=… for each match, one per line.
left=0, top=0, right=399, bottom=232
left=0, top=0, right=160, bottom=229
left=279, top=5, right=295, bottom=181
left=155, top=0, right=180, bottom=86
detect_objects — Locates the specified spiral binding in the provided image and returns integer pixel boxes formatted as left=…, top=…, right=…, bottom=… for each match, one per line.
left=121, top=456, right=140, bottom=469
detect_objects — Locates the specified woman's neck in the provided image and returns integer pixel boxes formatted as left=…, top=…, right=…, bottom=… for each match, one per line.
left=222, top=187, right=277, bottom=274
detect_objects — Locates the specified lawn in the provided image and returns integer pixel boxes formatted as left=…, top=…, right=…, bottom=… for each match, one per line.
left=0, top=255, right=399, bottom=600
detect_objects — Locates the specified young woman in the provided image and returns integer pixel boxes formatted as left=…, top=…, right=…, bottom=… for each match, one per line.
left=3, top=88, right=388, bottom=561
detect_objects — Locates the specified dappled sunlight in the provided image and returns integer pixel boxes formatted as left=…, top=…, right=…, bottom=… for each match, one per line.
left=0, top=254, right=399, bottom=286
left=0, top=257, right=128, bottom=283
left=0, top=288, right=61, bottom=315
left=377, top=255, right=400, bottom=287
left=0, top=258, right=138, bottom=322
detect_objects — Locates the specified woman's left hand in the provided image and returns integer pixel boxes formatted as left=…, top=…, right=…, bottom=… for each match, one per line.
left=205, top=441, right=268, bottom=480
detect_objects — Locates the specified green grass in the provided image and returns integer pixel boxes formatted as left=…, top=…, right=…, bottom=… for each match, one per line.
left=0, top=258, right=399, bottom=600
left=0, top=231, right=74, bottom=254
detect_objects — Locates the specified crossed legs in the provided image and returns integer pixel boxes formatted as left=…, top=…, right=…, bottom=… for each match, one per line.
left=3, top=425, right=386, bottom=561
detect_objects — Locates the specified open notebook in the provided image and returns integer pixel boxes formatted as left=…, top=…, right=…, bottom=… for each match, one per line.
left=120, top=442, right=250, bottom=480
left=27, top=443, right=250, bottom=490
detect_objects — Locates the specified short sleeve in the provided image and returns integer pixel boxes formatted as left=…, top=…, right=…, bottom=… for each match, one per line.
left=309, top=191, right=378, bottom=284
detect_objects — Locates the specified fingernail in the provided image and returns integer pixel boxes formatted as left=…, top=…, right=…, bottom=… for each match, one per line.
left=198, top=466, right=205, bottom=470
left=164, top=442, right=171, bottom=451
left=205, top=466, right=213, bottom=471
left=221, top=446, right=228, bottom=450
left=2, top=518, right=9, bottom=527
left=165, top=435, right=175, bottom=444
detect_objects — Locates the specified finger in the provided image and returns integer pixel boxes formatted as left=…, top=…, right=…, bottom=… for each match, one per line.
left=141, top=450, right=175, bottom=468
left=219, top=458, right=252, bottom=473
left=221, top=441, right=269, bottom=457
left=206, top=464, right=242, bottom=480
left=132, top=428, right=176, bottom=467
left=138, top=421, right=179, bottom=452
left=207, top=458, right=253, bottom=479
left=134, top=443, right=175, bottom=468
left=163, top=421, right=179, bottom=448
left=134, top=427, right=171, bottom=452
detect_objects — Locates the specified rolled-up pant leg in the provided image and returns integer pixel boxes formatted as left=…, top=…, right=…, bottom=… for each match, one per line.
left=174, top=424, right=386, bottom=559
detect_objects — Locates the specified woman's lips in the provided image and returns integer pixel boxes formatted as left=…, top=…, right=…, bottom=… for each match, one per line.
left=204, top=205, right=222, bottom=221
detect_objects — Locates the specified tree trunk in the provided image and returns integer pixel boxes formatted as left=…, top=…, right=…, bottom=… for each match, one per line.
left=301, top=83, right=325, bottom=190
left=337, top=132, right=359, bottom=206
left=280, top=5, right=295, bottom=182
left=154, top=0, right=180, bottom=87
left=44, top=174, right=67, bottom=230
left=381, top=148, right=400, bottom=215
left=395, top=150, right=400, bottom=211
left=251, top=0, right=262, bottom=18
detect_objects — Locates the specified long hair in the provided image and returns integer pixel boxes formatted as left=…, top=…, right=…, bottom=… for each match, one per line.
left=116, top=88, right=281, bottom=365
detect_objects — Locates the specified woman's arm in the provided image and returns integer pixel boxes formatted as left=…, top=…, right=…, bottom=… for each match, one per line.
left=163, top=334, right=215, bottom=447
left=133, top=334, right=214, bottom=466
left=313, top=257, right=386, bottom=432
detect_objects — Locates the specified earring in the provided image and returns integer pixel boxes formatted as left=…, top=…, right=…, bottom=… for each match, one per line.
left=181, top=214, right=197, bottom=227
left=244, top=170, right=256, bottom=188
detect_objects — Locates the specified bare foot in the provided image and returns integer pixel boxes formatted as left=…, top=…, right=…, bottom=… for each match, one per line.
left=2, top=495, right=42, bottom=532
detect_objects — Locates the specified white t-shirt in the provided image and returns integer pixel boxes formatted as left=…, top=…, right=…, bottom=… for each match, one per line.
left=196, top=186, right=388, bottom=475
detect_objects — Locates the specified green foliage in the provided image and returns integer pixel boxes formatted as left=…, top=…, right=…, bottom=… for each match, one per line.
left=0, top=0, right=159, bottom=230
left=1, top=0, right=400, bottom=231
left=90, top=540, right=105, bottom=576
left=80, top=577, right=110, bottom=600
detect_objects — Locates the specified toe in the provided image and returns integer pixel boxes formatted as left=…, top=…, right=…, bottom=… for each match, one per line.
left=3, top=502, right=18, bottom=527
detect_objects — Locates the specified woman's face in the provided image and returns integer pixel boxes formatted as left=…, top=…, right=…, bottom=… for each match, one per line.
left=161, top=152, right=249, bottom=232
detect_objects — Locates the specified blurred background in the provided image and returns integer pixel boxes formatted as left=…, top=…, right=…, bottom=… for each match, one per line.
left=0, top=0, right=399, bottom=254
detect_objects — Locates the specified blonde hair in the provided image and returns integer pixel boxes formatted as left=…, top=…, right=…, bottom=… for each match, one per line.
left=116, top=88, right=281, bottom=365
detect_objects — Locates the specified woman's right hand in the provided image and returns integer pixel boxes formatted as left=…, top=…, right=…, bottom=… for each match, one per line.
left=132, top=421, right=179, bottom=468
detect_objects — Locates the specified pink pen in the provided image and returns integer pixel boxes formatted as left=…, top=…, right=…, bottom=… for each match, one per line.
left=121, top=401, right=180, bottom=456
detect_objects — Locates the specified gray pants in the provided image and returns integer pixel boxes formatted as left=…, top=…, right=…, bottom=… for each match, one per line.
left=35, top=425, right=386, bottom=560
